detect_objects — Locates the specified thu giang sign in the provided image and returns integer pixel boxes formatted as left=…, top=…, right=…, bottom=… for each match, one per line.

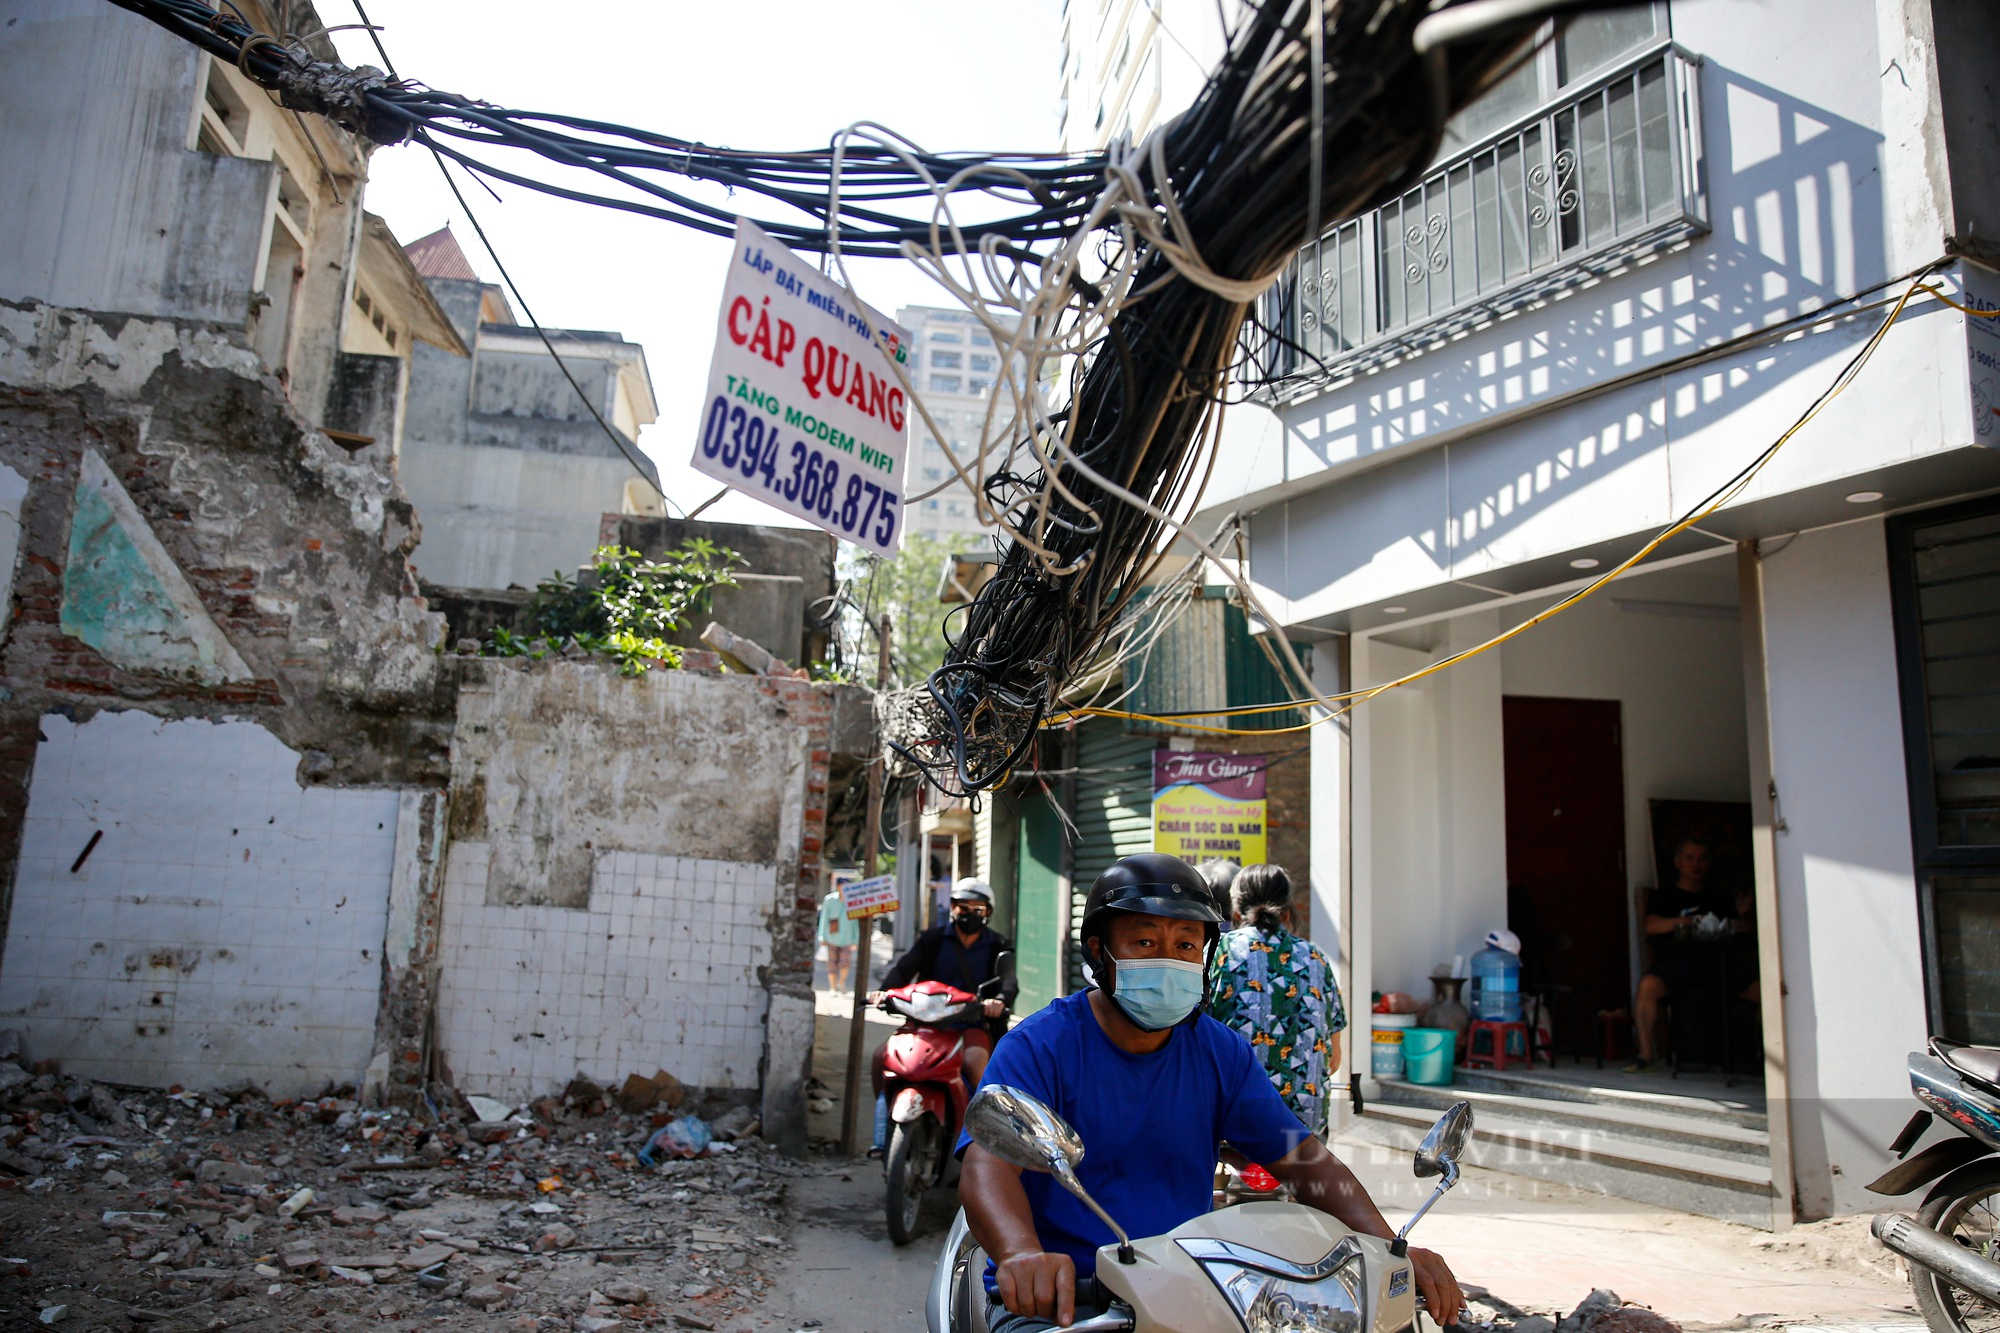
left=1152, top=751, right=1269, bottom=865
left=693, top=218, right=911, bottom=556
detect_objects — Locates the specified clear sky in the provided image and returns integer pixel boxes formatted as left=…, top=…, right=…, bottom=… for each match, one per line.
left=331, top=0, right=1064, bottom=529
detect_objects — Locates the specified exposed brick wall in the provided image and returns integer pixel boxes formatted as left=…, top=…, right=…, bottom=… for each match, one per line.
left=0, top=310, right=456, bottom=803
left=0, top=710, right=42, bottom=979
left=752, top=674, right=836, bottom=997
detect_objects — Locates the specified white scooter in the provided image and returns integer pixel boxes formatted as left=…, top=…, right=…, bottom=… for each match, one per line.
left=926, top=1084, right=1474, bottom=1333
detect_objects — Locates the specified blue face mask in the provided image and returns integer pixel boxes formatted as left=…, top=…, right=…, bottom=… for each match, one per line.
left=1109, top=957, right=1207, bottom=1031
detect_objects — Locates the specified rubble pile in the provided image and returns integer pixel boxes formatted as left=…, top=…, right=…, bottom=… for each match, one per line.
left=1474, top=1287, right=1685, bottom=1333
left=0, top=1058, right=824, bottom=1332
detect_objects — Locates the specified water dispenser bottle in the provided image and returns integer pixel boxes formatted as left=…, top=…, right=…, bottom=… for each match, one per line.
left=1469, top=930, right=1522, bottom=1022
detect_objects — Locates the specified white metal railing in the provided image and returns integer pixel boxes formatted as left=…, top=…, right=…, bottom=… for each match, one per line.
left=1261, top=44, right=1706, bottom=389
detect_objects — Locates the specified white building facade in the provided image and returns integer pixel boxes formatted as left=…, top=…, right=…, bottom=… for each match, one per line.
left=1072, top=0, right=2000, bottom=1224
left=400, top=228, right=666, bottom=593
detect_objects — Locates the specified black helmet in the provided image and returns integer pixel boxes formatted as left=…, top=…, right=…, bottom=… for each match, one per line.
left=1078, top=853, right=1222, bottom=1014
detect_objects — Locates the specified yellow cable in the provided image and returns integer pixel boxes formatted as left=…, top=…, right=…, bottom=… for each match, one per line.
left=1915, top=284, right=2000, bottom=319
left=1046, top=268, right=1958, bottom=737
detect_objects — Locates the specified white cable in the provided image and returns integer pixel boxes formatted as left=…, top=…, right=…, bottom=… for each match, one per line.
left=809, top=106, right=1333, bottom=728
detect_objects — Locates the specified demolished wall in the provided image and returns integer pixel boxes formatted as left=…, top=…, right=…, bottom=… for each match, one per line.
left=2, top=710, right=400, bottom=1095
left=0, top=310, right=862, bottom=1130
left=0, top=305, right=456, bottom=1096
left=425, top=660, right=838, bottom=1152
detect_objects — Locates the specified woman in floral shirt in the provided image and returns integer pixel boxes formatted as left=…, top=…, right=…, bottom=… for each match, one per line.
left=1207, top=862, right=1347, bottom=1138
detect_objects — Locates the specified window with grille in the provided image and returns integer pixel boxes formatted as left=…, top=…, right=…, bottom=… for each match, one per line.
left=1258, top=5, right=1705, bottom=389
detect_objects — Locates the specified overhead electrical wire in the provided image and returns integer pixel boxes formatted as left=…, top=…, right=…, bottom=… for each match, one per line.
left=870, top=0, right=1623, bottom=796
left=109, top=0, right=1815, bottom=797
left=108, top=0, right=1112, bottom=258
left=1048, top=268, right=2000, bottom=737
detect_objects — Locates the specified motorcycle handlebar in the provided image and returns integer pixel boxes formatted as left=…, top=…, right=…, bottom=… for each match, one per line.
left=1060, top=1281, right=1134, bottom=1333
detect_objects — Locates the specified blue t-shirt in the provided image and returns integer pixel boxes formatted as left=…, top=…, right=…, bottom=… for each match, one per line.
left=954, top=990, right=1308, bottom=1285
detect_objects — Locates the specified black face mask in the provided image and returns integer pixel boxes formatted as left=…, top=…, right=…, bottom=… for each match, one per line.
left=952, top=909, right=985, bottom=933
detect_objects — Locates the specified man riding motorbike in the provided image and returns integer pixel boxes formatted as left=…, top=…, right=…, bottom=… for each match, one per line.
left=955, top=853, right=1466, bottom=1332
left=869, top=878, right=1019, bottom=1152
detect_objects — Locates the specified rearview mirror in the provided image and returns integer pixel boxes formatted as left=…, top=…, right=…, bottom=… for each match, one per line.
left=1394, top=1101, right=1475, bottom=1252
left=1414, top=1101, right=1474, bottom=1180
left=966, top=1084, right=1082, bottom=1175
left=966, top=1085, right=1135, bottom=1263
left=980, top=952, right=1016, bottom=1000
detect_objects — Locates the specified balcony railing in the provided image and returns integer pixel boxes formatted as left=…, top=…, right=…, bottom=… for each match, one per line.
left=1259, top=44, right=1706, bottom=391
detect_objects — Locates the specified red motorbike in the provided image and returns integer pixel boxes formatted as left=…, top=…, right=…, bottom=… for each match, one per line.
left=877, top=954, right=1012, bottom=1245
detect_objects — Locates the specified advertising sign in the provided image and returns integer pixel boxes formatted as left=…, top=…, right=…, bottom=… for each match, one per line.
left=842, top=873, right=898, bottom=920
left=693, top=218, right=911, bottom=555
left=1152, top=751, right=1269, bottom=865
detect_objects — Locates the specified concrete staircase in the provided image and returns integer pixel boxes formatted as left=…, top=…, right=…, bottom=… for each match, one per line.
left=1345, top=1066, right=1778, bottom=1228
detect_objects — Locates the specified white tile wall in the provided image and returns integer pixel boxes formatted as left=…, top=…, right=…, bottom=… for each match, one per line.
left=0, top=712, right=399, bottom=1096
left=434, top=843, right=776, bottom=1101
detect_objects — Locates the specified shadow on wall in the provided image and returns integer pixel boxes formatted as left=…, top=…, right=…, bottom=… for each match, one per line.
left=1254, top=63, right=1895, bottom=599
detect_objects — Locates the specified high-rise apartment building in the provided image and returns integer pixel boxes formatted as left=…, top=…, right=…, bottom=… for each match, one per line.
left=1058, top=0, right=1229, bottom=155
left=895, top=305, right=1021, bottom=545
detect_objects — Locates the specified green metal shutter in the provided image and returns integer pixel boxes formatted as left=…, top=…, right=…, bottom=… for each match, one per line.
left=1014, top=792, right=1065, bottom=1018
left=1068, top=720, right=1157, bottom=991
left=1223, top=602, right=1313, bottom=731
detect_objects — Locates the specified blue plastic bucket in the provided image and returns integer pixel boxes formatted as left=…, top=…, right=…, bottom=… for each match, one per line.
left=1403, top=1028, right=1456, bottom=1086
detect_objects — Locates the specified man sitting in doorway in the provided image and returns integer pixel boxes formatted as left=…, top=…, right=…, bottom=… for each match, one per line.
left=1628, top=836, right=1755, bottom=1072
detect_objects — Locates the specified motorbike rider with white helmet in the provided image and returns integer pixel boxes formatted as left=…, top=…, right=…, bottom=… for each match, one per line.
left=956, top=853, right=1465, bottom=1332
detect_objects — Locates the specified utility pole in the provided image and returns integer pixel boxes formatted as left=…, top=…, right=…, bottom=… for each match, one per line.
left=840, top=614, right=893, bottom=1156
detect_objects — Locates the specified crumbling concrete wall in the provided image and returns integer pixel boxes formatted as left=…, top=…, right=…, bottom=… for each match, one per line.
left=0, top=303, right=455, bottom=1092
left=0, top=303, right=454, bottom=781
left=429, top=660, right=833, bottom=1151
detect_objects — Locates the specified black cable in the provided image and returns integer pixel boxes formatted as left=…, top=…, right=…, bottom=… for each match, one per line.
left=105, top=0, right=1632, bottom=797
left=349, top=0, right=680, bottom=514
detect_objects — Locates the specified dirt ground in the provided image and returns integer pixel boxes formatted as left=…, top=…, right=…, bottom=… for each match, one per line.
left=0, top=1064, right=819, bottom=1333
left=0, top=965, right=1929, bottom=1333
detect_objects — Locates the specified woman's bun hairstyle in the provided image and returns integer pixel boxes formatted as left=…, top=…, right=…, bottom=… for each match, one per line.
left=1231, top=863, right=1294, bottom=933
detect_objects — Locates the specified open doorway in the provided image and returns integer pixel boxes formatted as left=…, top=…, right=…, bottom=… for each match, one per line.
left=1503, top=696, right=1629, bottom=1055
left=1496, top=554, right=1759, bottom=1073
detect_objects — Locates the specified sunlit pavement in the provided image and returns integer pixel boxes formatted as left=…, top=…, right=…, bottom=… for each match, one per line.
left=1334, top=1132, right=1919, bottom=1329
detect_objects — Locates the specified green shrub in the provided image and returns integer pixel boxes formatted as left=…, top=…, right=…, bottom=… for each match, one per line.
left=479, top=541, right=744, bottom=676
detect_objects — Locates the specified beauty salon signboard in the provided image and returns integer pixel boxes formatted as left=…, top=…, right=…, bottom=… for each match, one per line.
left=1151, top=751, right=1268, bottom=865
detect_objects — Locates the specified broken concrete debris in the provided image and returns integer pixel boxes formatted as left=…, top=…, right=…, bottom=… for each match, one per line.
left=618, top=1071, right=688, bottom=1115
left=0, top=1053, right=833, bottom=1332
left=1553, top=1290, right=1682, bottom=1333
left=698, top=621, right=807, bottom=678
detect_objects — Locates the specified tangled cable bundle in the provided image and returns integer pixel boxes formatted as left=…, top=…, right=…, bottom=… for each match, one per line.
left=108, top=0, right=1627, bottom=796
left=875, top=1, right=1576, bottom=796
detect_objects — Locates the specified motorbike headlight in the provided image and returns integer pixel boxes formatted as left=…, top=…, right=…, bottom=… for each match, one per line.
left=905, top=991, right=952, bottom=1022
left=1182, top=1240, right=1364, bottom=1333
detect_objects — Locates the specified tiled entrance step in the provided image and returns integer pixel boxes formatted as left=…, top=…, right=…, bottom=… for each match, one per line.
left=1350, top=1071, right=1777, bottom=1229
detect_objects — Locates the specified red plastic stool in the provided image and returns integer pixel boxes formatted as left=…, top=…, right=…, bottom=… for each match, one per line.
left=1466, top=1019, right=1531, bottom=1071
